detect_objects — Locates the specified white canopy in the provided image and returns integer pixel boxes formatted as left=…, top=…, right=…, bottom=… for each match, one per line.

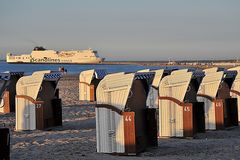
left=96, top=72, right=154, bottom=111
left=159, top=72, right=193, bottom=102
left=197, top=71, right=224, bottom=98
left=16, top=70, right=61, bottom=100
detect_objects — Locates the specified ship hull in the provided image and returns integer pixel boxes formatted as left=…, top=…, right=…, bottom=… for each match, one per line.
left=6, top=59, right=104, bottom=64
left=6, top=56, right=104, bottom=64
left=6, top=61, right=104, bottom=64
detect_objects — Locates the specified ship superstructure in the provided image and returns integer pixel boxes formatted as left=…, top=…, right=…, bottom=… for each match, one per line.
left=6, top=47, right=105, bottom=64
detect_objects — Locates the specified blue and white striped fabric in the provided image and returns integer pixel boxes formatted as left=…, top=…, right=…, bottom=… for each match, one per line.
left=134, top=72, right=155, bottom=81
left=44, top=72, right=62, bottom=81
left=9, top=72, right=24, bottom=76
left=192, top=71, right=205, bottom=78
left=1, top=72, right=24, bottom=80
left=163, top=66, right=181, bottom=71
left=224, top=70, right=237, bottom=78
left=0, top=73, right=11, bottom=81
left=94, top=69, right=107, bottom=79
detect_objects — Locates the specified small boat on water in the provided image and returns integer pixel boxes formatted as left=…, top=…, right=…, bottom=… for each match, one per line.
left=6, top=46, right=105, bottom=64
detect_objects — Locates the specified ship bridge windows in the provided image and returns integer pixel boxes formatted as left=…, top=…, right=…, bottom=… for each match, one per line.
left=33, top=46, right=46, bottom=51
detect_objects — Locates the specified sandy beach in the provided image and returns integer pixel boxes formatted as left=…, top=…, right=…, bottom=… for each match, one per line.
left=1, top=74, right=240, bottom=160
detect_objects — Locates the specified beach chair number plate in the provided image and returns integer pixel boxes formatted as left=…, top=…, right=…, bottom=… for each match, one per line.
left=125, top=115, right=132, bottom=121
left=36, top=104, right=42, bottom=108
left=215, top=102, right=222, bottom=107
left=184, top=106, right=190, bottom=112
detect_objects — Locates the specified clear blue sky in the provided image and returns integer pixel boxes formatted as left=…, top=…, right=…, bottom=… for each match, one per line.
left=0, top=0, right=240, bottom=60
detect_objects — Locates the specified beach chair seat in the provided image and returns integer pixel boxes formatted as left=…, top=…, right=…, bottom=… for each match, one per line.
left=15, top=70, right=62, bottom=131
left=79, top=69, right=107, bottom=102
left=228, top=66, right=240, bottom=122
left=0, top=126, right=10, bottom=160
left=159, top=70, right=205, bottom=138
left=0, top=72, right=24, bottom=113
left=197, top=67, right=238, bottom=130
left=95, top=72, right=156, bottom=155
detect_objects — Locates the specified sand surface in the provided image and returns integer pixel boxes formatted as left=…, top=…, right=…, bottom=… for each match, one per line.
left=1, top=74, right=240, bottom=160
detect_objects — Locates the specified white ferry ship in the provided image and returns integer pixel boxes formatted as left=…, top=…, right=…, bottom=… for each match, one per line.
left=6, top=46, right=105, bottom=64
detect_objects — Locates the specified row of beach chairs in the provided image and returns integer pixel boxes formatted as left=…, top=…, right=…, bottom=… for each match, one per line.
left=0, top=70, right=62, bottom=130
left=0, top=70, right=62, bottom=160
left=1, top=66, right=240, bottom=158
left=79, top=67, right=240, bottom=155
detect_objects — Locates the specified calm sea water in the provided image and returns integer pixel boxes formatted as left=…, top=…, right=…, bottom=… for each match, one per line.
left=0, top=61, right=166, bottom=75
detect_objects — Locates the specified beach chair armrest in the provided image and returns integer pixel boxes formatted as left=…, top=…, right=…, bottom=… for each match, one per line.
left=16, top=95, right=44, bottom=104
